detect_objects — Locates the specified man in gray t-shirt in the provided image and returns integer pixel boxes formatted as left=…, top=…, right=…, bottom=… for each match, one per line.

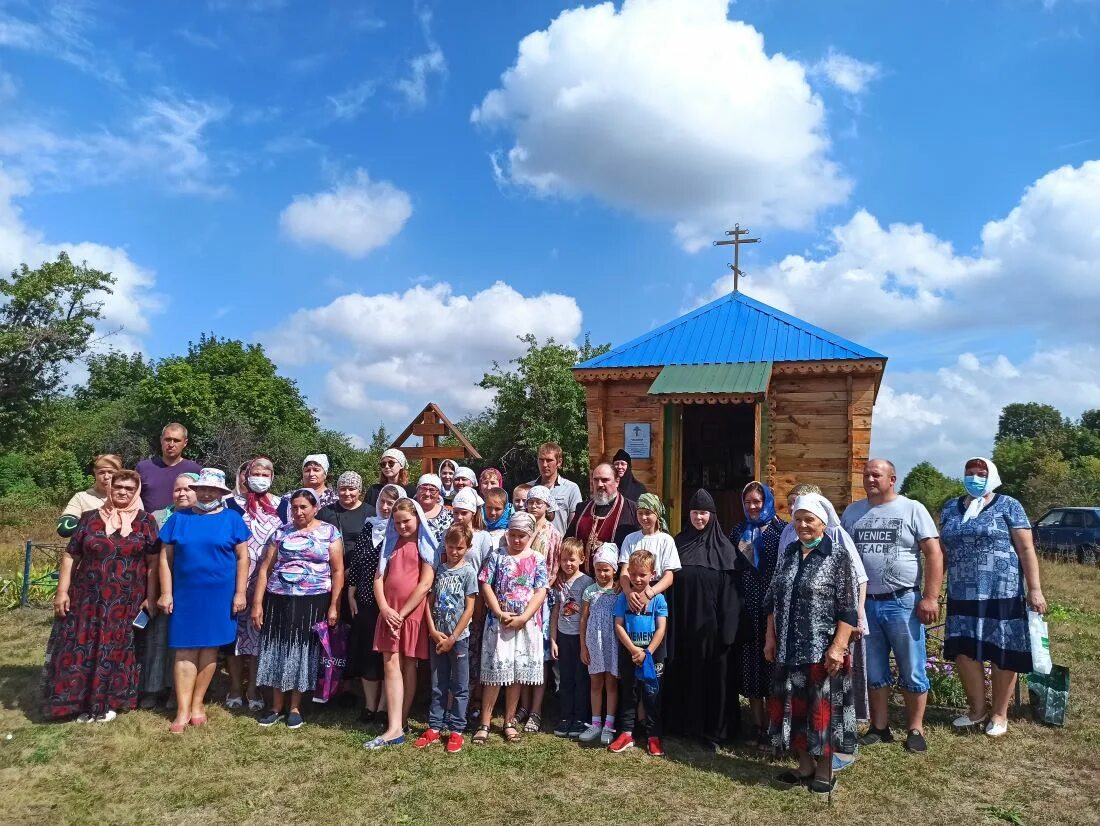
left=841, top=458, right=944, bottom=755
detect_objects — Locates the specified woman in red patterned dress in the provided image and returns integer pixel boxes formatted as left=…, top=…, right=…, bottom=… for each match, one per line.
left=42, top=470, right=160, bottom=722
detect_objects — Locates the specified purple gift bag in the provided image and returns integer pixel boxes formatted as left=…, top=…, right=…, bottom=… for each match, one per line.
left=312, top=621, right=349, bottom=703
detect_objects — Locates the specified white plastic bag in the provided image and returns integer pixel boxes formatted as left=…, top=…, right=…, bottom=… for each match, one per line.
left=1028, top=609, right=1051, bottom=675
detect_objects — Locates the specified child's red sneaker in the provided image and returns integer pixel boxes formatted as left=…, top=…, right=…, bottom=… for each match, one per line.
left=446, top=732, right=464, bottom=753
left=647, top=737, right=665, bottom=757
left=414, top=729, right=441, bottom=749
left=608, top=732, right=634, bottom=753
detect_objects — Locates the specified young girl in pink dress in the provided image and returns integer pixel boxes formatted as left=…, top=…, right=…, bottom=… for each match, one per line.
left=364, top=498, right=437, bottom=749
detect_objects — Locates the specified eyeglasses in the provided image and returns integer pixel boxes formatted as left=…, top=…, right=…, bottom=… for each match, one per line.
left=114, top=486, right=138, bottom=494
left=380, top=460, right=398, bottom=468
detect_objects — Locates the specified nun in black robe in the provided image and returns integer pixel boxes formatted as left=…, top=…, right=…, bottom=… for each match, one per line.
left=611, top=449, right=647, bottom=502
left=662, top=489, right=745, bottom=744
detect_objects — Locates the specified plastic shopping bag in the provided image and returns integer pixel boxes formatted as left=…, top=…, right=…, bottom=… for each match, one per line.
left=312, top=621, right=349, bottom=703
left=1028, top=609, right=1052, bottom=676
left=1028, top=665, right=1069, bottom=727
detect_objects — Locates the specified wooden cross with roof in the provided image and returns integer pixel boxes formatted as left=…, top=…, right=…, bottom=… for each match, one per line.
left=390, top=402, right=482, bottom=474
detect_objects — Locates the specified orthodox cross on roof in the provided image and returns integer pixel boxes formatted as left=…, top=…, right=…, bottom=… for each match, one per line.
left=713, top=223, right=760, bottom=293
left=391, top=402, right=482, bottom=474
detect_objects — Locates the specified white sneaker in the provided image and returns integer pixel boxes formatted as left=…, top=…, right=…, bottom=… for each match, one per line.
left=952, top=712, right=988, bottom=729
left=578, top=724, right=603, bottom=743
left=600, top=727, right=615, bottom=746
left=985, top=719, right=1008, bottom=738
left=76, top=713, right=94, bottom=723
left=95, top=710, right=117, bottom=723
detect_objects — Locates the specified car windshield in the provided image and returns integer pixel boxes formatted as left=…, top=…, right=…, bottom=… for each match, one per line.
left=1037, top=511, right=1063, bottom=527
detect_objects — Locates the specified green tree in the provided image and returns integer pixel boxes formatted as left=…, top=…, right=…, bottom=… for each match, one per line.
left=76, top=351, right=153, bottom=405
left=996, top=402, right=1067, bottom=443
left=0, top=253, right=114, bottom=447
left=899, top=461, right=964, bottom=518
left=1080, top=409, right=1100, bottom=435
left=467, top=334, right=611, bottom=480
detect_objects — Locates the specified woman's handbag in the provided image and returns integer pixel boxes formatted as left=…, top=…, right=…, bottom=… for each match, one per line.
left=312, top=620, right=349, bottom=703
left=1028, top=666, right=1069, bottom=727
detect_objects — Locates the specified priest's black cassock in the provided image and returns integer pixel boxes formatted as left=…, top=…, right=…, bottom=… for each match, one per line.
left=663, top=489, right=745, bottom=743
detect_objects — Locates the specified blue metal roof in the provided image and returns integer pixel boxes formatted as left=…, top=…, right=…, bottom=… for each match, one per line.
left=576, top=291, right=885, bottom=369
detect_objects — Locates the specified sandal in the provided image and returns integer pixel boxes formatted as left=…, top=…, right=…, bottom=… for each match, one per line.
left=514, top=707, right=529, bottom=725
left=472, top=724, right=490, bottom=745
left=503, top=721, right=521, bottom=743
left=524, top=713, right=542, bottom=734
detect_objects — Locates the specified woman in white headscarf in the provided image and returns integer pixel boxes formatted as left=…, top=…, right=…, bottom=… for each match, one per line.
left=939, top=457, right=1047, bottom=738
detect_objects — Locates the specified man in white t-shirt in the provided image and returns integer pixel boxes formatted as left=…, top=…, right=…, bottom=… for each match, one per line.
left=842, top=458, right=944, bottom=755
left=528, top=442, right=582, bottom=536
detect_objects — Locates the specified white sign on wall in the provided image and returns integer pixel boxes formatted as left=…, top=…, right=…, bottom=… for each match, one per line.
left=624, top=422, right=651, bottom=459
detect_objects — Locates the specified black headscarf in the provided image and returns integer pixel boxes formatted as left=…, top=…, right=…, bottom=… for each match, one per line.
left=612, top=448, right=647, bottom=502
left=674, top=489, right=741, bottom=571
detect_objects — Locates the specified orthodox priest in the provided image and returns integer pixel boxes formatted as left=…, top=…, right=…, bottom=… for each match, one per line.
left=565, top=462, right=639, bottom=574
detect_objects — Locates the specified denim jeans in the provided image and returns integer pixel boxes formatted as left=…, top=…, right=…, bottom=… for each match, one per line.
left=617, top=647, right=663, bottom=738
left=556, top=633, right=590, bottom=724
left=865, top=590, right=930, bottom=693
left=429, top=637, right=470, bottom=731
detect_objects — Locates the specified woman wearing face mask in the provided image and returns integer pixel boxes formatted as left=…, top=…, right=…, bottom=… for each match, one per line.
left=139, top=472, right=199, bottom=709
left=940, top=457, right=1047, bottom=738
left=158, top=468, right=251, bottom=733
left=225, top=458, right=283, bottom=712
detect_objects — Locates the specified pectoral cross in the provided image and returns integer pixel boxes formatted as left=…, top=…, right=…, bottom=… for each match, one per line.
left=713, top=223, right=760, bottom=293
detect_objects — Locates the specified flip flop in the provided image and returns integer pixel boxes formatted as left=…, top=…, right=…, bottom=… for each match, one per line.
left=169, top=722, right=187, bottom=734
left=189, top=715, right=208, bottom=727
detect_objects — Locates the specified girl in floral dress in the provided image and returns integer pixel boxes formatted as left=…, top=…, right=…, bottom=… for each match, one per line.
left=579, top=544, right=621, bottom=743
left=473, top=512, right=549, bottom=744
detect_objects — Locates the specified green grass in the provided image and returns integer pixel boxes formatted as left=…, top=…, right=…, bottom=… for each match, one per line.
left=1, top=561, right=1099, bottom=825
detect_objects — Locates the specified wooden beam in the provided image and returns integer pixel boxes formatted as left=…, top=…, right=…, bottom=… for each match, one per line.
left=399, top=446, right=469, bottom=460
left=411, top=423, right=446, bottom=436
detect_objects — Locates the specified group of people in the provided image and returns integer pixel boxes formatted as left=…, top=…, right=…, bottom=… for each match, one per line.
left=43, top=423, right=1048, bottom=798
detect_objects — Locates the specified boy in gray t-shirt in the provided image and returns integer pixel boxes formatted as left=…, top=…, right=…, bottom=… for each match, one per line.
left=550, top=539, right=594, bottom=738
left=419, top=524, right=479, bottom=750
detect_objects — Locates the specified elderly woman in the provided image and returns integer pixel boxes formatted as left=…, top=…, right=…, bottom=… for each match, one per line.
left=139, top=472, right=198, bottom=709
left=765, top=494, right=858, bottom=798
left=415, top=473, right=454, bottom=548
left=731, top=481, right=787, bottom=747
left=347, top=483, right=404, bottom=724
left=43, top=470, right=159, bottom=722
left=279, top=454, right=337, bottom=522
left=366, top=448, right=412, bottom=507
left=57, top=454, right=142, bottom=537
left=253, top=488, right=345, bottom=730
left=940, top=457, right=1047, bottom=738
left=664, top=489, right=744, bottom=744
left=158, top=468, right=251, bottom=733
left=319, top=470, right=376, bottom=550
left=224, top=457, right=283, bottom=711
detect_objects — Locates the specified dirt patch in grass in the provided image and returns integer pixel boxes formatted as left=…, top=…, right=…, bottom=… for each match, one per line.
left=0, top=561, right=1097, bottom=825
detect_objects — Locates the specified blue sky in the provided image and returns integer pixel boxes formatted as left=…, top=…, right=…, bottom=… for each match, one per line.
left=1, top=0, right=1098, bottom=479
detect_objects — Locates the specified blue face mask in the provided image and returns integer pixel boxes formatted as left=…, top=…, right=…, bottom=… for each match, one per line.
left=194, top=497, right=222, bottom=512
left=963, top=475, right=988, bottom=497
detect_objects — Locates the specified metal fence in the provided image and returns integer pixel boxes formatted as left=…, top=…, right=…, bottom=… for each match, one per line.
left=20, top=540, right=65, bottom=607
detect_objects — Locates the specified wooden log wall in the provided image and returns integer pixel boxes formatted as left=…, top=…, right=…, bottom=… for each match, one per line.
left=766, top=372, right=876, bottom=516
left=583, top=379, right=663, bottom=492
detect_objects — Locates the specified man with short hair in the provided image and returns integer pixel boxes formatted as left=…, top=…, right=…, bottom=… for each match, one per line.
left=841, top=458, right=944, bottom=754
left=528, top=442, right=582, bottom=536
left=136, top=423, right=202, bottom=512
left=565, top=462, right=640, bottom=574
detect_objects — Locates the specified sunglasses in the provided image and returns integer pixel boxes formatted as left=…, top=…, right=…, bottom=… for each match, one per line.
left=380, top=460, right=399, bottom=468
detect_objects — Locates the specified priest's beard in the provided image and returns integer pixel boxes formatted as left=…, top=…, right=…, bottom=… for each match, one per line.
left=592, top=491, right=614, bottom=506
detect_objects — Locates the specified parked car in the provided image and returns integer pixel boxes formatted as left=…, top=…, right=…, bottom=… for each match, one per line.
left=1033, top=507, right=1100, bottom=565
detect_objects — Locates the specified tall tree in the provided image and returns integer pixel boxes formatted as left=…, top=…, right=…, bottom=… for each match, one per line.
left=0, top=253, right=114, bottom=447
left=996, top=402, right=1067, bottom=443
left=468, top=334, right=611, bottom=480
left=899, top=461, right=964, bottom=517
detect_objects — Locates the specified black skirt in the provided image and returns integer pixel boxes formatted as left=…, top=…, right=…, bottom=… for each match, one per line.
left=345, top=599, right=383, bottom=681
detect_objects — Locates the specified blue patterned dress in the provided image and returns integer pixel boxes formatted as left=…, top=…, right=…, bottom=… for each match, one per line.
left=940, top=494, right=1032, bottom=672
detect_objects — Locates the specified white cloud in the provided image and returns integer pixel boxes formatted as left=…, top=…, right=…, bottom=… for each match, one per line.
left=278, top=169, right=412, bottom=258
left=327, top=80, right=375, bottom=120
left=697, top=160, right=1100, bottom=342
left=0, top=169, right=162, bottom=355
left=810, top=48, right=881, bottom=95
left=472, top=0, right=849, bottom=249
left=0, top=68, right=16, bottom=101
left=263, top=281, right=583, bottom=422
left=873, top=348, right=1100, bottom=480
left=395, top=47, right=446, bottom=107
left=0, top=2, right=123, bottom=85
left=0, top=94, right=231, bottom=195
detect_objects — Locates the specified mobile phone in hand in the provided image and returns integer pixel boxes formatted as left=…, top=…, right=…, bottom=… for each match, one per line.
left=132, top=608, right=151, bottom=629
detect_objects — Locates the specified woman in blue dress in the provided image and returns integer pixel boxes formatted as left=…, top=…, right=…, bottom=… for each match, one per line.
left=158, top=468, right=250, bottom=733
left=939, top=457, right=1047, bottom=738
